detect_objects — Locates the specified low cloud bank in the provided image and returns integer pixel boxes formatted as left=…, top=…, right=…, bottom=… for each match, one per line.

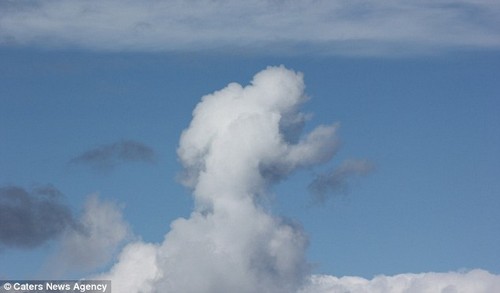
left=300, top=269, right=500, bottom=293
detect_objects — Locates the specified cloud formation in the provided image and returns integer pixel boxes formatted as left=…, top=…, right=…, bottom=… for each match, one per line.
left=101, top=66, right=340, bottom=292
left=309, top=159, right=374, bottom=203
left=70, top=140, right=157, bottom=171
left=1, top=0, right=499, bottom=55
left=94, top=66, right=500, bottom=292
left=0, top=185, right=77, bottom=248
left=300, top=269, right=500, bottom=293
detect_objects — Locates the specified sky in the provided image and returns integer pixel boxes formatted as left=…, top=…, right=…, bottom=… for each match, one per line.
left=1, top=1, right=500, bottom=292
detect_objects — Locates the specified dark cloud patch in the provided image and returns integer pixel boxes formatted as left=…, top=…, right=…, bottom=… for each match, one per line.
left=309, top=159, right=374, bottom=203
left=70, top=140, right=157, bottom=171
left=0, top=185, right=77, bottom=249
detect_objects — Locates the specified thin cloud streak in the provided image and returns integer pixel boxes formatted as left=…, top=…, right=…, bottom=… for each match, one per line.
left=70, top=140, right=157, bottom=171
left=0, top=0, right=499, bottom=55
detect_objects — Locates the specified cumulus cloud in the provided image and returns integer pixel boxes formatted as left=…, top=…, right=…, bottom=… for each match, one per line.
left=309, top=159, right=374, bottom=203
left=0, top=0, right=499, bottom=55
left=46, top=194, right=131, bottom=276
left=0, top=185, right=77, bottom=248
left=70, top=140, right=157, bottom=171
left=101, top=66, right=339, bottom=292
left=300, top=269, right=500, bottom=293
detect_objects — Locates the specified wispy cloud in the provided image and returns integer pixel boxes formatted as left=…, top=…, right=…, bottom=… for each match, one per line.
left=0, top=185, right=77, bottom=249
left=70, top=140, right=157, bottom=171
left=1, top=0, right=499, bottom=55
left=309, top=159, right=374, bottom=203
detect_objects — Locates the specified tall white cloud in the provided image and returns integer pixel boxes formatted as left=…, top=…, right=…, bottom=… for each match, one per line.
left=1, top=0, right=499, bottom=55
left=101, top=66, right=339, bottom=292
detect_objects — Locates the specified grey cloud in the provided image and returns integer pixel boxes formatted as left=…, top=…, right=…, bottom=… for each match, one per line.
left=0, top=185, right=77, bottom=248
left=70, top=140, right=157, bottom=171
left=309, top=159, right=374, bottom=203
left=0, top=184, right=131, bottom=276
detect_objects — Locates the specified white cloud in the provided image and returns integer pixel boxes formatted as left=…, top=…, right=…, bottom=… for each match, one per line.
left=300, top=269, right=500, bottom=293
left=98, top=241, right=159, bottom=293
left=100, top=66, right=338, bottom=292
left=1, top=0, right=499, bottom=55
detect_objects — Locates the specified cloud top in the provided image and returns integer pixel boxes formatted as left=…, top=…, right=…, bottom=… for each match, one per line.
left=1, top=0, right=499, bottom=55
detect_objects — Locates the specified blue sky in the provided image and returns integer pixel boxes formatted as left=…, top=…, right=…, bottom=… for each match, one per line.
left=1, top=1, right=500, bottom=292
